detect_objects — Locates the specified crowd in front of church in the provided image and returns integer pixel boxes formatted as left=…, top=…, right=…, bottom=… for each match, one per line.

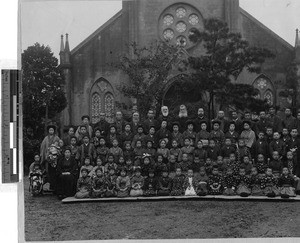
left=28, top=104, right=300, bottom=200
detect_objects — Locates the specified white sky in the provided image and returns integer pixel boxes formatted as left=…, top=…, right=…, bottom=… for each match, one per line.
left=17, top=0, right=300, bottom=60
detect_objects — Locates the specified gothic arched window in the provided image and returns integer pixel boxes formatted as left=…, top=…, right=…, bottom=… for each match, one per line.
left=104, top=93, right=115, bottom=123
left=91, top=92, right=101, bottom=123
left=90, top=78, right=115, bottom=124
left=158, top=4, right=203, bottom=49
left=252, top=75, right=275, bottom=105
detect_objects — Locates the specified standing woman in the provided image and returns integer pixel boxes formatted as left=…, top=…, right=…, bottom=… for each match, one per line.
left=40, top=125, right=60, bottom=163
left=56, top=147, right=78, bottom=199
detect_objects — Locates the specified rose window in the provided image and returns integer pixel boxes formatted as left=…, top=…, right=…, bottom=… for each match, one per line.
left=159, top=4, right=203, bottom=49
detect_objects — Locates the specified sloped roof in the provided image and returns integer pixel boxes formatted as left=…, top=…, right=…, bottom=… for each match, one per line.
left=240, top=8, right=294, bottom=51
left=71, top=10, right=122, bottom=55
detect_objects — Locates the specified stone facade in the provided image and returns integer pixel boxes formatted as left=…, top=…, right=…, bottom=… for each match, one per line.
left=59, top=0, right=299, bottom=127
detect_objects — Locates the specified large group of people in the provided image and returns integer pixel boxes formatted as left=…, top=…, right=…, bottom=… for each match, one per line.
left=28, top=105, right=300, bottom=200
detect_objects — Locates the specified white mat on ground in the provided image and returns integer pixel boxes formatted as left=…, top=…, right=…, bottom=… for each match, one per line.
left=62, top=195, right=300, bottom=203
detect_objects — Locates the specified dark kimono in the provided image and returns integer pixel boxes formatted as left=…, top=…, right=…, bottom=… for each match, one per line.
left=277, top=174, right=296, bottom=197
left=91, top=175, right=107, bottom=198
left=75, top=176, right=92, bottom=199
left=222, top=174, right=236, bottom=196
left=196, top=175, right=209, bottom=196
left=105, top=174, right=118, bottom=197
left=208, top=174, right=223, bottom=195
left=235, top=175, right=251, bottom=197
left=56, top=156, right=78, bottom=197
left=157, top=176, right=172, bottom=196
left=143, top=176, right=158, bottom=197
left=96, top=145, right=110, bottom=165
left=170, top=174, right=185, bottom=196
left=261, top=174, right=279, bottom=197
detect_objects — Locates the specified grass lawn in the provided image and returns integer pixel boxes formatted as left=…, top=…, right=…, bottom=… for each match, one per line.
left=24, top=178, right=300, bottom=241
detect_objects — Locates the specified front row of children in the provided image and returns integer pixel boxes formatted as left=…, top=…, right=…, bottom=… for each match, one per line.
left=75, top=164, right=300, bottom=199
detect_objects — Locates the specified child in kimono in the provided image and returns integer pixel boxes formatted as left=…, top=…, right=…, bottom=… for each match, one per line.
left=221, top=138, right=236, bottom=159
left=155, top=154, right=166, bottom=176
left=193, top=140, right=207, bottom=168
left=141, top=155, right=155, bottom=177
left=196, top=121, right=210, bottom=149
left=180, top=138, right=194, bottom=162
left=116, top=168, right=131, bottom=198
left=79, top=157, right=93, bottom=177
left=236, top=139, right=251, bottom=163
left=133, top=140, right=144, bottom=165
left=109, top=138, right=123, bottom=163
left=171, top=122, right=183, bottom=147
left=143, top=169, right=158, bottom=197
left=285, top=151, right=296, bottom=176
left=205, top=157, right=213, bottom=176
left=105, top=168, right=117, bottom=197
left=168, top=154, right=177, bottom=178
left=169, top=139, right=181, bottom=162
left=70, top=136, right=79, bottom=158
left=157, top=167, right=172, bottom=196
left=228, top=153, right=240, bottom=176
left=96, top=137, right=109, bottom=165
left=170, top=167, right=185, bottom=196
left=143, top=140, right=156, bottom=159
left=157, top=139, right=170, bottom=164
left=255, top=153, right=268, bottom=175
left=250, top=167, right=264, bottom=196
left=90, top=168, right=107, bottom=198
left=277, top=167, right=296, bottom=198
left=89, top=157, right=105, bottom=178
left=184, top=169, right=198, bottom=196
left=208, top=166, right=223, bottom=195
left=261, top=167, right=280, bottom=197
left=207, top=139, right=221, bottom=162
left=123, top=141, right=134, bottom=161
left=196, top=166, right=209, bottom=196
left=116, top=156, right=126, bottom=175
left=75, top=168, right=92, bottom=199
left=125, top=158, right=134, bottom=178
left=223, top=167, right=236, bottom=196
left=240, top=156, right=253, bottom=175
left=104, top=154, right=118, bottom=175
left=182, top=120, right=197, bottom=146
left=236, top=167, right=251, bottom=197
left=180, top=153, right=192, bottom=173
left=130, top=168, right=144, bottom=197
left=225, top=122, right=239, bottom=145
left=269, top=151, right=283, bottom=178
left=209, top=120, right=225, bottom=146
left=29, top=163, right=44, bottom=196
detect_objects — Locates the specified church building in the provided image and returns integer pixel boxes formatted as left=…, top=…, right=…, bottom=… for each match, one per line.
left=58, top=0, right=300, bottom=127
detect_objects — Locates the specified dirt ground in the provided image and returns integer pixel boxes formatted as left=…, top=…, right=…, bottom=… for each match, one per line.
left=23, top=177, right=300, bottom=241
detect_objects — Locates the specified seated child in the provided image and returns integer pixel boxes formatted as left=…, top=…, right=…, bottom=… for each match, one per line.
left=170, top=167, right=185, bottom=196
left=255, top=154, right=267, bottom=175
left=104, top=154, right=118, bottom=175
left=184, top=169, right=198, bottom=196
left=168, top=154, right=178, bottom=178
left=116, top=168, right=131, bottom=198
left=261, top=167, right=280, bottom=197
left=156, top=139, right=170, bottom=164
left=29, top=154, right=42, bottom=174
left=216, top=156, right=227, bottom=176
left=124, top=158, right=134, bottom=178
left=79, top=157, right=93, bottom=177
left=240, top=156, right=253, bottom=175
left=205, top=157, right=213, bottom=176
left=29, top=163, right=44, bottom=196
left=157, top=167, right=172, bottom=196
left=180, top=153, right=192, bottom=173
left=169, top=139, right=181, bottom=162
left=277, top=167, right=296, bottom=198
left=116, top=156, right=126, bottom=176
left=143, top=169, right=158, bottom=197
left=105, top=168, right=118, bottom=197
left=208, top=166, right=223, bottom=195
left=284, top=151, right=296, bottom=176
left=155, top=154, right=166, bottom=176
left=75, top=168, right=92, bottom=199
left=130, top=167, right=144, bottom=197
left=236, top=138, right=251, bottom=162
left=196, top=166, right=209, bottom=196
left=228, top=153, right=240, bottom=176
left=193, top=140, right=207, bottom=167
left=89, top=157, right=105, bottom=178
left=269, top=151, right=283, bottom=178
left=235, top=167, right=251, bottom=197
left=250, top=167, right=264, bottom=196
left=90, top=168, right=107, bottom=198
left=141, top=155, right=154, bottom=177
left=222, top=167, right=236, bottom=196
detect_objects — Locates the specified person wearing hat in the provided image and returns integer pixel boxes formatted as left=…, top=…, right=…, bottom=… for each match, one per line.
left=182, top=120, right=197, bottom=146
left=130, top=167, right=144, bottom=197
left=240, top=120, right=256, bottom=149
left=75, top=115, right=93, bottom=139
left=116, top=168, right=131, bottom=198
left=209, top=120, right=225, bottom=146
left=171, top=121, right=183, bottom=147
left=40, top=124, right=60, bottom=163
left=56, top=147, right=78, bottom=199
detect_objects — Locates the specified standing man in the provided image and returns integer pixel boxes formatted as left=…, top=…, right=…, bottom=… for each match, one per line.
left=283, top=108, right=297, bottom=132
left=194, top=108, right=209, bottom=132
left=143, top=109, right=157, bottom=134
left=94, top=112, right=110, bottom=137
left=267, top=106, right=283, bottom=132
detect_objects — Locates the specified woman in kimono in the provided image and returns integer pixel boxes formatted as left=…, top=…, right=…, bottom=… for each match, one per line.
left=40, top=125, right=60, bottom=163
